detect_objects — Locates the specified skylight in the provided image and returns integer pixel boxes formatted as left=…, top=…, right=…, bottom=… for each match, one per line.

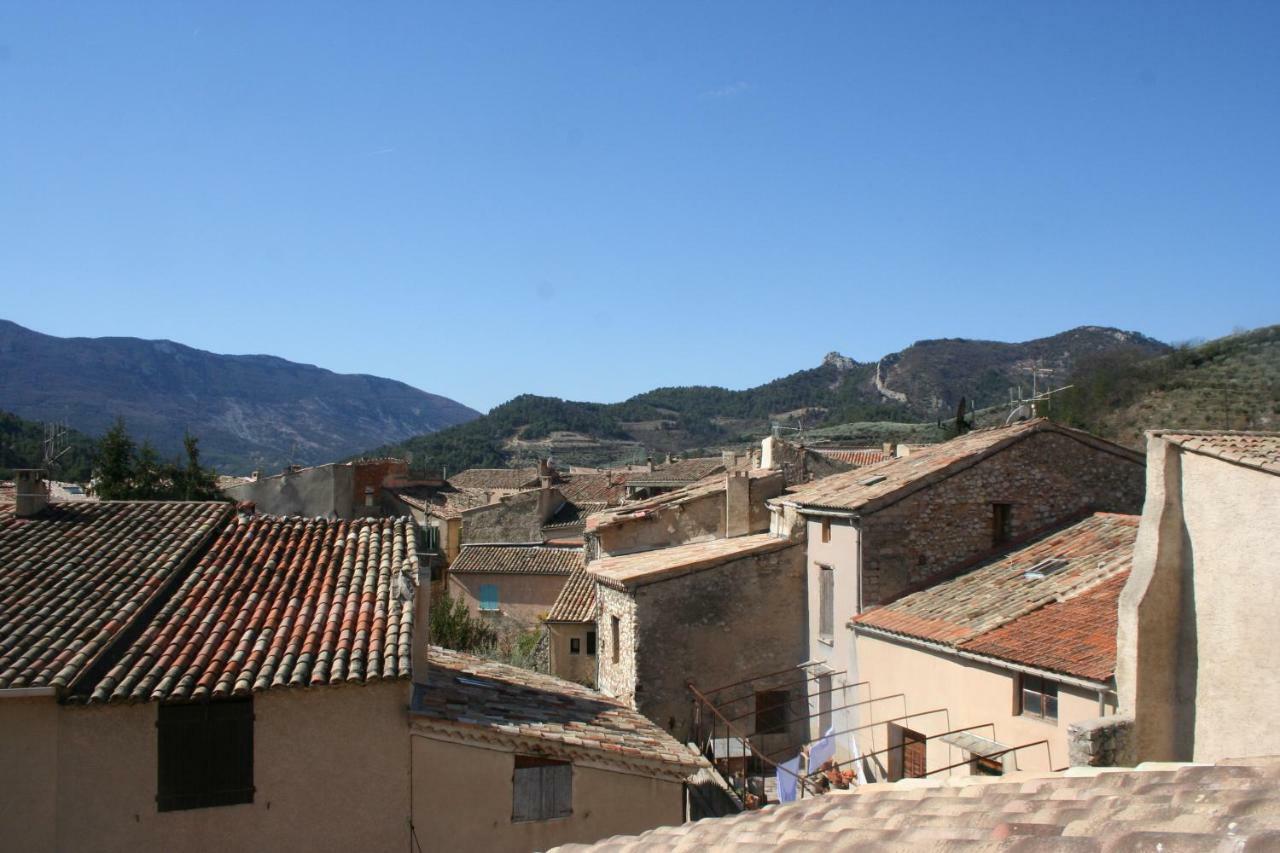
left=456, top=675, right=497, bottom=689
left=1023, top=558, right=1069, bottom=580
left=860, top=475, right=887, bottom=486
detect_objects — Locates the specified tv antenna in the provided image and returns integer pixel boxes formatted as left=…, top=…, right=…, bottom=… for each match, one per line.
left=42, top=419, right=72, bottom=474
left=1005, top=363, right=1074, bottom=425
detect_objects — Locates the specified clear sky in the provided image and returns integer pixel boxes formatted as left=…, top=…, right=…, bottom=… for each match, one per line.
left=2, top=3, right=1277, bottom=412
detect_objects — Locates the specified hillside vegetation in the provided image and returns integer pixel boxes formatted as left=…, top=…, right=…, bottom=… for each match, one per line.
left=375, top=326, right=1169, bottom=472
left=0, top=411, right=96, bottom=481
left=1053, top=325, right=1280, bottom=446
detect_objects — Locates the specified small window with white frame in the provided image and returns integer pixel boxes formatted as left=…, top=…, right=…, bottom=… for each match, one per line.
left=1019, top=674, right=1059, bottom=722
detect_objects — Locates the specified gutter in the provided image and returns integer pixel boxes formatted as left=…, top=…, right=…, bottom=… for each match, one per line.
left=850, top=622, right=1114, bottom=694
left=0, top=686, right=58, bottom=700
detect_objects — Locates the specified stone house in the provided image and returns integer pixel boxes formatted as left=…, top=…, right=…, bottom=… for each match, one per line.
left=849, top=512, right=1136, bottom=778
left=448, top=543, right=585, bottom=629
left=222, top=457, right=409, bottom=519
left=769, top=418, right=1146, bottom=752
left=623, top=454, right=751, bottom=500
left=591, top=533, right=806, bottom=742
left=546, top=565, right=599, bottom=686
left=382, top=483, right=495, bottom=568
left=1117, top=431, right=1280, bottom=765
left=0, top=482, right=704, bottom=853
left=586, top=469, right=784, bottom=561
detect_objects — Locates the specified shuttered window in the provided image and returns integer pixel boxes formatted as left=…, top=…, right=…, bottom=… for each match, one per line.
left=586, top=631, right=597, bottom=656
left=818, top=566, right=834, bottom=642
left=157, top=699, right=254, bottom=811
left=479, top=583, right=500, bottom=611
left=512, top=756, right=572, bottom=821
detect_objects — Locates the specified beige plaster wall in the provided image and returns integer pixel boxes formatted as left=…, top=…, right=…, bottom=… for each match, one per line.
left=853, top=634, right=1107, bottom=778
left=804, top=517, right=862, bottom=746
left=43, top=682, right=410, bottom=853
left=410, top=734, right=684, bottom=852
left=548, top=623, right=598, bottom=686
left=1179, top=453, right=1280, bottom=761
left=0, top=695, right=59, bottom=853
left=450, top=572, right=569, bottom=629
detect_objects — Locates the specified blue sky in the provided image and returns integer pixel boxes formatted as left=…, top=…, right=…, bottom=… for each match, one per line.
left=2, top=3, right=1277, bottom=412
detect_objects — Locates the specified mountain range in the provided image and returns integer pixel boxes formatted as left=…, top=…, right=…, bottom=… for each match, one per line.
left=0, top=320, right=479, bottom=473
left=372, top=326, right=1173, bottom=472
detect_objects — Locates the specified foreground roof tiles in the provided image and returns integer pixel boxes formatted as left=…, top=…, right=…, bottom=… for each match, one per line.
left=551, top=757, right=1280, bottom=851
left=778, top=419, right=1142, bottom=513
left=853, top=512, right=1137, bottom=682
left=0, top=501, right=232, bottom=690
left=415, top=646, right=706, bottom=779
left=546, top=565, right=597, bottom=623
left=87, top=514, right=416, bottom=703
left=449, top=543, right=584, bottom=575
left=1157, top=430, right=1280, bottom=475
left=590, top=533, right=794, bottom=590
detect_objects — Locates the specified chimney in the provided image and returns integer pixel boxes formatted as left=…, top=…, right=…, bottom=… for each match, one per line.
left=883, top=442, right=897, bottom=457
left=235, top=500, right=256, bottom=517
left=725, top=471, right=751, bottom=538
left=251, top=470, right=261, bottom=481
left=538, top=458, right=553, bottom=490
left=644, top=456, right=654, bottom=473
left=14, top=469, right=48, bottom=518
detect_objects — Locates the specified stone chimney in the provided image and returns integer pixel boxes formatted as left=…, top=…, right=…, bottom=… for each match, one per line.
left=14, top=469, right=48, bottom=518
left=725, top=470, right=751, bottom=538
left=883, top=442, right=897, bottom=457
left=644, top=456, right=654, bottom=473
left=538, top=458, right=554, bottom=490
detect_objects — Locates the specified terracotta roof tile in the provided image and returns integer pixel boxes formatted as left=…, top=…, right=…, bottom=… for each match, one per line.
left=589, top=533, right=795, bottom=589
left=0, top=501, right=232, bottom=690
left=416, top=646, right=705, bottom=777
left=587, top=469, right=778, bottom=533
left=556, top=472, right=626, bottom=507
left=546, top=566, right=597, bottom=623
left=961, top=570, right=1128, bottom=681
left=625, top=456, right=745, bottom=488
left=388, top=485, right=495, bottom=519
left=550, top=757, right=1280, bottom=851
left=1158, top=430, right=1280, bottom=475
left=86, top=514, right=416, bottom=703
left=449, top=544, right=584, bottom=575
left=778, top=419, right=1142, bottom=513
left=447, top=467, right=541, bottom=491
left=853, top=513, right=1137, bottom=681
left=810, top=447, right=893, bottom=467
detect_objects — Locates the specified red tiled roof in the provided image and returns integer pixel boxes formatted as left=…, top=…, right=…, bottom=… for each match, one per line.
left=590, top=533, right=795, bottom=590
left=961, top=570, right=1129, bottom=681
left=810, top=447, right=892, bottom=467
left=587, top=469, right=779, bottom=533
left=415, top=646, right=706, bottom=778
left=388, top=485, right=495, bottom=519
left=447, top=467, right=541, bottom=491
left=556, top=472, right=626, bottom=507
left=625, top=456, right=743, bottom=487
left=0, top=501, right=233, bottom=691
left=853, top=513, right=1138, bottom=682
left=87, top=514, right=417, bottom=703
left=1158, top=431, right=1280, bottom=475
left=546, top=566, right=597, bottom=623
left=449, top=544, right=584, bottom=575
left=777, top=419, right=1142, bottom=513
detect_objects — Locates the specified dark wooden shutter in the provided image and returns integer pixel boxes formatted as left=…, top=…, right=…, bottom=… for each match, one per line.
left=513, top=756, right=572, bottom=821
left=819, top=567, right=834, bottom=640
left=902, top=728, right=926, bottom=779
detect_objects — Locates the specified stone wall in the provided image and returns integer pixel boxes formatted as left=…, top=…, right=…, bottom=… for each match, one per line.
left=626, top=542, right=807, bottom=740
left=596, top=583, right=638, bottom=705
left=224, top=463, right=354, bottom=519
left=859, top=430, right=1145, bottom=605
left=462, top=489, right=561, bottom=544
left=1067, top=714, right=1136, bottom=767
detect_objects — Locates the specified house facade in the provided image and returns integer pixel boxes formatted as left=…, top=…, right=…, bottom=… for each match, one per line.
left=546, top=566, right=599, bottom=686
left=770, top=418, right=1146, bottom=757
left=448, top=543, right=584, bottom=628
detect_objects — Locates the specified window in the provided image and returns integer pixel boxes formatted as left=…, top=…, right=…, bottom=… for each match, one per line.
left=157, top=699, right=253, bottom=812
left=820, top=519, right=831, bottom=543
left=818, top=565, right=834, bottom=642
left=570, top=637, right=581, bottom=655
left=1020, top=674, right=1059, bottom=722
left=610, top=616, right=620, bottom=664
left=888, top=724, right=926, bottom=780
left=586, top=631, right=597, bottom=656
left=992, top=503, right=1012, bottom=546
left=754, top=689, right=789, bottom=735
left=479, top=583, right=499, bottom=612
left=512, top=755, right=572, bottom=821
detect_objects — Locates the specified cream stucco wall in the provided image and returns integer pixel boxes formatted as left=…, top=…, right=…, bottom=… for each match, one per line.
left=804, top=517, right=862, bottom=753
left=0, top=682, right=411, bottom=853
left=852, top=634, right=1108, bottom=778
left=450, top=572, right=569, bottom=629
left=1119, top=439, right=1280, bottom=763
left=548, top=622, right=598, bottom=686
left=410, top=733, right=684, bottom=852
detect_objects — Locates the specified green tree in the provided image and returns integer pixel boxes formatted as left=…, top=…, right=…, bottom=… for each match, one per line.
left=95, top=419, right=136, bottom=500
left=429, top=591, right=498, bottom=653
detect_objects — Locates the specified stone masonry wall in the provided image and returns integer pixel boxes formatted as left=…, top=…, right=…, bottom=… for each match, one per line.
left=631, top=542, right=807, bottom=740
left=860, top=431, right=1145, bottom=606
left=596, top=583, right=638, bottom=705
left=462, top=489, right=559, bottom=544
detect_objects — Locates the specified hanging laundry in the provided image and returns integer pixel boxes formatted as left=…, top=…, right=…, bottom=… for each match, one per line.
left=809, top=726, right=836, bottom=769
left=776, top=755, right=801, bottom=802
